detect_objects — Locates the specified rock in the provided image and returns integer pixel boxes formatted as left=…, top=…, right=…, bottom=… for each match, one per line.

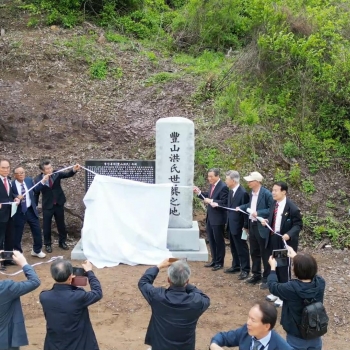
left=344, top=258, right=349, bottom=264
left=325, top=245, right=332, bottom=249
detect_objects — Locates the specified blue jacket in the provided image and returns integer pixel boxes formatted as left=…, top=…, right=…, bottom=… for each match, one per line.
left=0, top=265, right=41, bottom=349
left=39, top=271, right=102, bottom=350
left=11, top=177, right=40, bottom=217
left=210, top=324, right=293, bottom=350
left=239, top=186, right=273, bottom=239
left=138, top=266, right=210, bottom=350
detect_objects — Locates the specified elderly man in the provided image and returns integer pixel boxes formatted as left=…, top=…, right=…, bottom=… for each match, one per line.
left=0, top=250, right=41, bottom=350
left=194, top=168, right=229, bottom=271
left=39, top=259, right=102, bottom=350
left=211, top=170, right=250, bottom=279
left=237, top=172, right=273, bottom=288
left=209, top=301, right=293, bottom=350
left=138, top=258, right=210, bottom=350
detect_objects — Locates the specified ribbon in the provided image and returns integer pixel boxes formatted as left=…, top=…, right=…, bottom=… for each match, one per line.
left=80, top=165, right=98, bottom=176
left=0, top=256, right=63, bottom=276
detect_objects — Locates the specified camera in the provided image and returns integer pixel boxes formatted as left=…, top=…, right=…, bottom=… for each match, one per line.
left=0, top=251, right=13, bottom=260
left=71, top=267, right=88, bottom=287
left=272, top=249, right=289, bottom=267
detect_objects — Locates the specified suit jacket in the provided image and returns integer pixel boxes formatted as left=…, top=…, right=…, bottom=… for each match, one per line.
left=34, top=169, right=76, bottom=209
left=240, top=186, right=273, bottom=239
left=0, top=265, right=41, bottom=349
left=227, top=185, right=250, bottom=235
left=0, top=176, right=16, bottom=223
left=266, top=198, right=303, bottom=250
left=39, top=271, right=102, bottom=350
left=11, top=177, right=39, bottom=218
left=138, top=266, right=210, bottom=350
left=200, top=180, right=229, bottom=225
left=210, top=324, right=293, bottom=350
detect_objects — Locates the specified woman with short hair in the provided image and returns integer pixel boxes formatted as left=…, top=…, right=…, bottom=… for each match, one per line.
left=267, top=246, right=326, bottom=350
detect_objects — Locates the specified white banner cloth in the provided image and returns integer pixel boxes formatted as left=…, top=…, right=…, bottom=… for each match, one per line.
left=82, top=175, right=173, bottom=267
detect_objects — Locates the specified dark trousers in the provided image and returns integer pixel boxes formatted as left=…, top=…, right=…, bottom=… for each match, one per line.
left=43, top=204, right=67, bottom=245
left=206, top=221, right=225, bottom=266
left=269, top=233, right=290, bottom=283
left=14, top=206, right=43, bottom=254
left=0, top=217, right=14, bottom=251
left=230, top=231, right=250, bottom=273
left=249, top=222, right=272, bottom=281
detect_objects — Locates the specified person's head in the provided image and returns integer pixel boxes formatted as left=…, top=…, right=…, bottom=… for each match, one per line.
left=225, top=170, right=240, bottom=189
left=39, top=159, right=53, bottom=175
left=207, top=168, right=220, bottom=185
left=167, top=260, right=191, bottom=287
left=243, top=171, right=263, bottom=191
left=13, top=166, right=26, bottom=183
left=50, top=258, right=74, bottom=284
left=272, top=181, right=288, bottom=202
left=247, top=301, right=277, bottom=339
left=293, top=253, right=318, bottom=281
left=0, top=159, right=10, bottom=178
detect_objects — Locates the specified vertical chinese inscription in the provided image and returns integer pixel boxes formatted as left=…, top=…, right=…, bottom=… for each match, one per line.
left=169, top=132, right=181, bottom=217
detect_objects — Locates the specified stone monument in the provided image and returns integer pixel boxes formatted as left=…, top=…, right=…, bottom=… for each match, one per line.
left=156, top=117, right=208, bottom=260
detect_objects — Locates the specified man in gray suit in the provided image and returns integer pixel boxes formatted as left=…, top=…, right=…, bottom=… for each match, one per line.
left=0, top=250, right=41, bottom=350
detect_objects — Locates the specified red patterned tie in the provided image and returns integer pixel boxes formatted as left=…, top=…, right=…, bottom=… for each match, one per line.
left=272, top=202, right=279, bottom=232
left=3, top=178, right=9, bottom=194
left=210, top=184, right=216, bottom=198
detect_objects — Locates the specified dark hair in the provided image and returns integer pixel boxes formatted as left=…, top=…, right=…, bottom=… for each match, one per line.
left=208, top=168, right=220, bottom=176
left=50, top=259, right=73, bottom=282
left=13, top=165, right=23, bottom=174
left=273, top=181, right=288, bottom=193
left=254, top=301, right=277, bottom=330
left=293, top=253, right=318, bottom=280
left=39, top=159, right=51, bottom=171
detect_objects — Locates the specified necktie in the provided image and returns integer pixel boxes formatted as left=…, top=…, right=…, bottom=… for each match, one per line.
left=49, top=177, right=53, bottom=188
left=21, top=183, right=27, bottom=213
left=252, top=338, right=262, bottom=350
left=272, top=202, right=279, bottom=231
left=3, top=178, right=9, bottom=194
left=210, top=184, right=216, bottom=198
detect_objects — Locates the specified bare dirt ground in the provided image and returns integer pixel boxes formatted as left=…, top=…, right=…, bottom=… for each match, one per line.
left=2, top=235, right=349, bottom=350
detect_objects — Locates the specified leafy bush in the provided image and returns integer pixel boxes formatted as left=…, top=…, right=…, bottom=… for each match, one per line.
left=90, top=60, right=108, bottom=79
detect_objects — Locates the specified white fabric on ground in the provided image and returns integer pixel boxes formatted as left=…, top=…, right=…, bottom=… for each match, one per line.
left=82, top=175, right=173, bottom=267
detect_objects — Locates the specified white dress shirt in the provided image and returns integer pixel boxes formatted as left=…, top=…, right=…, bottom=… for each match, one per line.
left=231, top=184, right=240, bottom=197
left=274, top=197, right=286, bottom=233
left=15, top=180, right=32, bottom=208
left=250, top=331, right=271, bottom=350
left=249, top=187, right=260, bottom=221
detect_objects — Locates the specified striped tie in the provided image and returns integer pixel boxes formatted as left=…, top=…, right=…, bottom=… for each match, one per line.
left=21, top=183, right=27, bottom=213
left=271, top=202, right=279, bottom=231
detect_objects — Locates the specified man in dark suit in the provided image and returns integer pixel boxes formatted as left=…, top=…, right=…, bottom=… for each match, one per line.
left=0, top=158, right=20, bottom=270
left=12, top=166, right=49, bottom=258
left=138, top=258, right=210, bottom=350
left=194, top=168, right=229, bottom=271
left=40, top=258, right=102, bottom=350
left=263, top=181, right=302, bottom=307
left=34, top=159, right=80, bottom=253
left=0, top=250, right=41, bottom=350
left=212, top=170, right=250, bottom=279
left=209, top=301, right=293, bottom=350
left=237, top=172, right=273, bottom=288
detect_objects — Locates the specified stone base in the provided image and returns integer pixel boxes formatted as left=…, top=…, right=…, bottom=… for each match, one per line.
left=167, top=221, right=200, bottom=251
left=71, top=238, right=208, bottom=262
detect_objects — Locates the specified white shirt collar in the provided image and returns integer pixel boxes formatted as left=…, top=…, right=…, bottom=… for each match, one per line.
left=277, top=196, right=287, bottom=207
left=253, top=331, right=271, bottom=348
left=232, top=184, right=240, bottom=193
left=213, top=179, right=220, bottom=186
left=15, top=179, right=25, bottom=187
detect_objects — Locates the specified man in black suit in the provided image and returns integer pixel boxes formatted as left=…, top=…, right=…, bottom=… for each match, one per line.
left=237, top=172, right=274, bottom=288
left=138, top=258, right=210, bottom=350
left=194, top=168, right=229, bottom=271
left=0, top=159, right=20, bottom=270
left=212, top=170, right=250, bottom=279
left=262, top=181, right=302, bottom=307
left=34, top=160, right=80, bottom=253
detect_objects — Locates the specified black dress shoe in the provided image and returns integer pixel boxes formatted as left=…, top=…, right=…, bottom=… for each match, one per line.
left=204, top=261, right=215, bottom=268
left=45, top=245, right=52, bottom=253
left=238, top=271, right=249, bottom=280
left=59, top=242, right=69, bottom=250
left=224, top=267, right=241, bottom=274
left=212, top=265, right=223, bottom=271
left=246, top=275, right=262, bottom=284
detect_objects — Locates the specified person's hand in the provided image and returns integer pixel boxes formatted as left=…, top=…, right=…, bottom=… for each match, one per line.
left=282, top=233, right=290, bottom=241
left=17, top=195, right=24, bottom=200
left=14, top=198, right=20, bottom=206
left=82, top=260, right=93, bottom=272
left=157, top=258, right=172, bottom=269
left=243, top=228, right=249, bottom=234
left=268, top=255, right=277, bottom=270
left=73, top=164, right=81, bottom=172
left=12, top=250, right=28, bottom=268
left=251, top=211, right=258, bottom=218
left=210, top=343, right=224, bottom=350
left=193, top=186, right=200, bottom=194
left=287, top=245, right=297, bottom=258
left=261, top=219, right=268, bottom=227
left=41, top=174, right=51, bottom=184
left=203, top=198, right=212, bottom=204
left=210, top=202, right=219, bottom=208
